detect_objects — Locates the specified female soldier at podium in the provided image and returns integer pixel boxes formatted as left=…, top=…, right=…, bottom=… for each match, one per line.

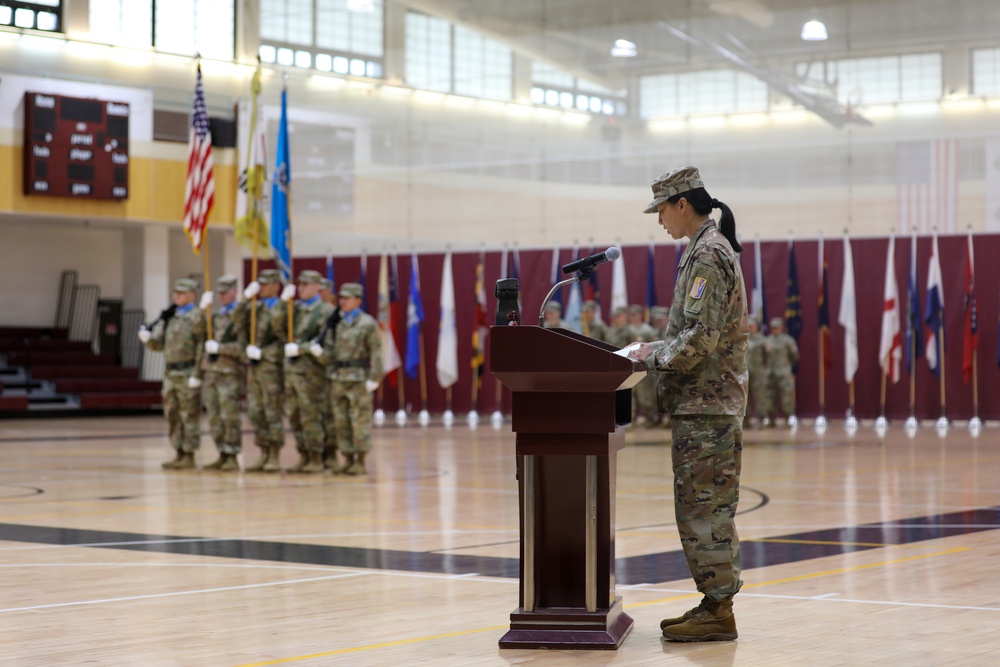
left=628, top=166, right=748, bottom=643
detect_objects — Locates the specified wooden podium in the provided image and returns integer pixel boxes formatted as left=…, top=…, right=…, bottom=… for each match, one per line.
left=490, top=325, right=645, bottom=650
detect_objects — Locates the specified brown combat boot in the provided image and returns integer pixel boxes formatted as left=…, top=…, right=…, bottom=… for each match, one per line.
left=219, top=453, right=240, bottom=471
left=662, top=598, right=737, bottom=642
left=246, top=447, right=270, bottom=472
left=300, top=451, right=325, bottom=473
left=335, top=453, right=356, bottom=475
left=345, top=452, right=367, bottom=475
left=172, top=451, right=197, bottom=470
left=660, top=596, right=712, bottom=630
left=203, top=453, right=227, bottom=470
left=288, top=451, right=310, bottom=473
left=322, top=448, right=339, bottom=471
left=161, top=450, right=184, bottom=469
left=262, top=447, right=282, bottom=472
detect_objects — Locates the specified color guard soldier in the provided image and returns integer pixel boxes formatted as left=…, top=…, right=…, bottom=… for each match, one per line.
left=199, top=275, right=246, bottom=471
left=628, top=304, right=659, bottom=426
left=606, top=306, right=631, bottom=348
left=746, top=318, right=771, bottom=426
left=766, top=316, right=798, bottom=426
left=138, top=278, right=206, bottom=470
left=541, top=301, right=567, bottom=329
left=581, top=300, right=608, bottom=342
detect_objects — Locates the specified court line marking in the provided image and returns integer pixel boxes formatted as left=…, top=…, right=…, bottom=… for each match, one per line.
left=222, top=546, right=976, bottom=667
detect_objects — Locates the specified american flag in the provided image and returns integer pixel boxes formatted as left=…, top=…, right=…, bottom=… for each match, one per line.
left=897, top=139, right=959, bottom=234
left=183, top=66, right=215, bottom=253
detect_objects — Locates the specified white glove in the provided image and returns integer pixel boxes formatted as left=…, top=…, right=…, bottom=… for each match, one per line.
left=200, top=291, right=214, bottom=309
left=365, top=380, right=379, bottom=393
left=309, top=342, right=324, bottom=358
left=243, top=281, right=261, bottom=299
left=187, top=376, right=202, bottom=389
left=280, top=284, right=297, bottom=302
left=284, top=342, right=300, bottom=358
left=246, top=344, right=262, bottom=361
left=205, top=340, right=220, bottom=354
left=137, top=327, right=151, bottom=344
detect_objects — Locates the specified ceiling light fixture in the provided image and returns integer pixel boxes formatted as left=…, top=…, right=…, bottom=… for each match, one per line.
left=610, top=39, right=637, bottom=57
left=346, top=0, right=375, bottom=13
left=800, top=19, right=828, bottom=41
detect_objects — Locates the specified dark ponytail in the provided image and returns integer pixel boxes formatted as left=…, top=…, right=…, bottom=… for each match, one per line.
left=668, top=187, right=743, bottom=253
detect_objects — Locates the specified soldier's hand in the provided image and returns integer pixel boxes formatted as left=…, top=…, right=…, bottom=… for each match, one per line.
left=246, top=344, right=262, bottom=361
left=309, top=341, right=324, bottom=358
left=199, top=291, right=214, bottom=310
left=627, top=342, right=654, bottom=363
left=280, top=284, right=297, bottom=302
left=243, top=281, right=261, bottom=299
left=205, top=340, right=220, bottom=354
left=187, top=376, right=203, bottom=389
left=284, top=342, right=300, bottom=358
left=365, top=379, right=379, bottom=393
left=137, top=327, right=152, bottom=344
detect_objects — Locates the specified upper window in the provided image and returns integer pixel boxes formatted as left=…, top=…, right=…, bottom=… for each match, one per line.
left=0, top=1, right=61, bottom=32
left=87, top=0, right=233, bottom=59
left=531, top=62, right=624, bottom=115
left=260, top=0, right=384, bottom=78
left=796, top=52, right=942, bottom=107
left=972, top=47, right=1000, bottom=97
left=639, top=69, right=766, bottom=118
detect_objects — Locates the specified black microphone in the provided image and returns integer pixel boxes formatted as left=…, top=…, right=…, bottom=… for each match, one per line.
left=561, top=247, right=621, bottom=275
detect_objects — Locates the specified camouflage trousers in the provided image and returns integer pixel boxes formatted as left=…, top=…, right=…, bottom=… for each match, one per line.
left=285, top=369, right=327, bottom=454
left=767, top=371, right=796, bottom=418
left=248, top=361, right=285, bottom=449
left=330, top=380, right=373, bottom=455
left=748, top=369, right=771, bottom=419
left=633, top=374, right=659, bottom=424
left=203, top=370, right=243, bottom=454
left=162, top=372, right=201, bottom=453
left=671, top=414, right=743, bottom=602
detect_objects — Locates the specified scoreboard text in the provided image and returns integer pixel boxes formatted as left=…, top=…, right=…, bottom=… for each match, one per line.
left=23, top=92, right=130, bottom=200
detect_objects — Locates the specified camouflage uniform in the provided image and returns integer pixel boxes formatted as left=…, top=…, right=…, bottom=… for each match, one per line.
left=606, top=307, right=632, bottom=348
left=201, top=276, right=246, bottom=465
left=237, top=274, right=286, bottom=467
left=143, top=279, right=205, bottom=465
left=275, top=271, right=335, bottom=466
left=766, top=325, right=799, bottom=420
left=629, top=305, right=659, bottom=425
left=541, top=302, right=567, bottom=329
left=323, top=282, right=383, bottom=475
left=746, top=328, right=770, bottom=421
left=643, top=217, right=748, bottom=604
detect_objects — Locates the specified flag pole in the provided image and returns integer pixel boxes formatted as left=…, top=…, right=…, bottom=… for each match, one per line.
left=879, top=366, right=887, bottom=418
left=419, top=331, right=428, bottom=413
left=849, top=379, right=855, bottom=417
left=248, top=58, right=262, bottom=346
left=972, top=348, right=979, bottom=418
left=938, top=314, right=946, bottom=420
left=202, top=226, right=214, bottom=340
left=471, top=367, right=479, bottom=415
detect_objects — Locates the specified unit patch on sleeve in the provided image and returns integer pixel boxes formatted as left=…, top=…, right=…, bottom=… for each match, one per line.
left=689, top=276, right=708, bottom=300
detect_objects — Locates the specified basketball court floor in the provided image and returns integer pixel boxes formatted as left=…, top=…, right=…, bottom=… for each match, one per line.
left=0, top=415, right=996, bottom=666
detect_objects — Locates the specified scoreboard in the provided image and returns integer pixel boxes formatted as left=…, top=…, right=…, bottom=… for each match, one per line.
left=23, top=91, right=130, bottom=201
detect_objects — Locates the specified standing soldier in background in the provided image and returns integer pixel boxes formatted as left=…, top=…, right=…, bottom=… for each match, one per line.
left=649, top=306, right=671, bottom=428
left=628, top=304, right=659, bottom=426
left=541, top=301, right=567, bottom=329
left=317, top=276, right=338, bottom=468
left=199, top=275, right=246, bottom=471
left=276, top=269, right=335, bottom=473
left=240, top=269, right=286, bottom=472
left=313, top=282, right=382, bottom=475
left=581, top=300, right=608, bottom=342
left=606, top=306, right=631, bottom=348
left=319, top=277, right=335, bottom=306
left=138, top=278, right=206, bottom=470
left=746, top=318, right=771, bottom=427
left=766, top=316, right=798, bottom=426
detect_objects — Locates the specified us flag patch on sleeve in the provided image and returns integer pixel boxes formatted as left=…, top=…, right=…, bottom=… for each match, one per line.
left=689, top=277, right=708, bottom=299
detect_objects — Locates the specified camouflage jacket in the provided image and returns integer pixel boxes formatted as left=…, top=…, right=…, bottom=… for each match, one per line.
left=767, top=334, right=799, bottom=375
left=583, top=319, right=609, bottom=343
left=201, top=304, right=246, bottom=375
left=607, top=325, right=632, bottom=349
left=233, top=297, right=284, bottom=366
left=274, top=297, right=335, bottom=375
left=629, top=321, right=658, bottom=343
left=645, top=219, right=749, bottom=416
left=145, top=304, right=206, bottom=377
left=747, top=332, right=769, bottom=374
left=322, top=310, right=383, bottom=382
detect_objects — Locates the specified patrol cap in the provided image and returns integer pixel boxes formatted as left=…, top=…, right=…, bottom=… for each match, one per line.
left=582, top=300, right=598, bottom=311
left=319, top=277, right=332, bottom=290
left=338, top=282, right=364, bottom=298
left=544, top=302, right=562, bottom=313
left=650, top=306, right=669, bottom=319
left=643, top=166, right=705, bottom=214
left=258, top=269, right=282, bottom=285
left=297, top=269, right=323, bottom=285
left=216, top=274, right=238, bottom=291
left=610, top=306, right=628, bottom=317
left=769, top=317, right=784, bottom=329
left=174, top=278, right=198, bottom=293
left=627, top=304, right=644, bottom=315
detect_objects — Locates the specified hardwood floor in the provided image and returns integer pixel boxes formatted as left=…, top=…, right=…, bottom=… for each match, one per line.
left=0, top=416, right=997, bottom=666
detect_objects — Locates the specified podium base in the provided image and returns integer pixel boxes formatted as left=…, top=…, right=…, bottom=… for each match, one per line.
left=499, top=598, right=633, bottom=650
